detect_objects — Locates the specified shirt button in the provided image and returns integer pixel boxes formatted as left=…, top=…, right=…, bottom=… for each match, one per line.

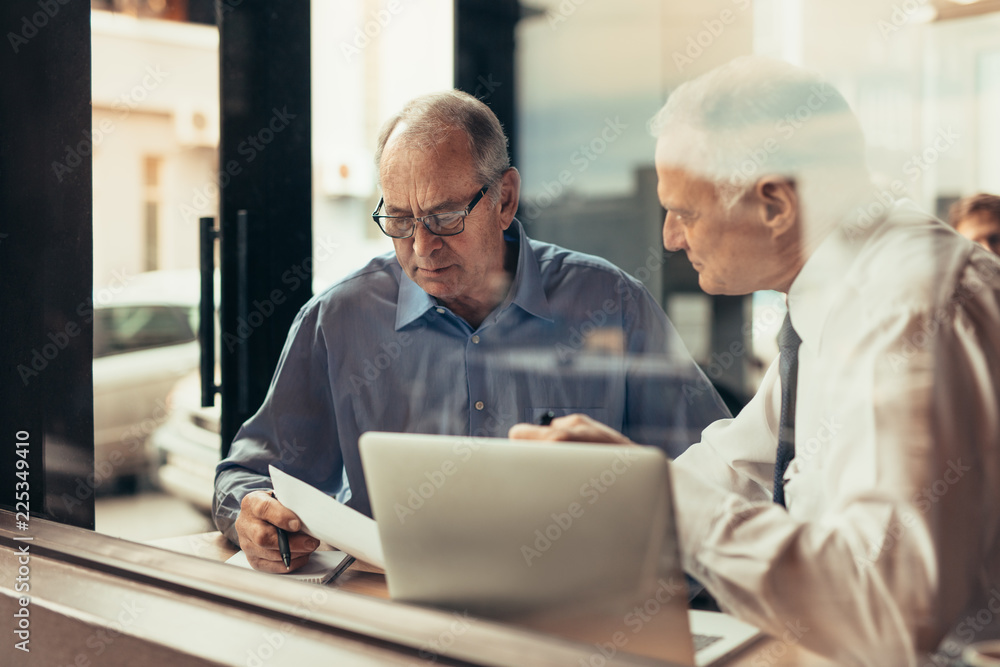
left=475, top=401, right=484, bottom=411
left=435, top=307, right=445, bottom=314
left=471, top=335, right=480, bottom=344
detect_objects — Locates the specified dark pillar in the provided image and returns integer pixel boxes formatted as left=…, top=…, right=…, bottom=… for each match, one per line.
left=0, top=0, right=95, bottom=528
left=455, top=0, right=520, bottom=167
left=218, top=1, right=312, bottom=455
left=710, top=295, right=748, bottom=401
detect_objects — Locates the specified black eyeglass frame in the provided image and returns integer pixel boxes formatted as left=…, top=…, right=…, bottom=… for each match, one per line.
left=372, top=184, right=490, bottom=239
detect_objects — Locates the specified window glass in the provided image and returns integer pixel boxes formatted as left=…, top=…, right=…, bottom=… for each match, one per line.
left=90, top=0, right=454, bottom=539
left=86, top=0, right=1000, bottom=542
left=516, top=0, right=1000, bottom=392
left=310, top=0, right=454, bottom=287
left=516, top=0, right=755, bottom=398
left=89, top=1, right=220, bottom=526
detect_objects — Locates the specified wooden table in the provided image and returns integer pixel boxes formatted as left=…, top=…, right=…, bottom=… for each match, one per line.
left=147, top=531, right=834, bottom=666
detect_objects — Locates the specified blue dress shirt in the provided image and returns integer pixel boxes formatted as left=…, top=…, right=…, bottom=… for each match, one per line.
left=214, top=220, right=729, bottom=542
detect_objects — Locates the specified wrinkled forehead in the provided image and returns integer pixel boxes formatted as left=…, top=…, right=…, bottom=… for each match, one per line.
left=653, top=125, right=739, bottom=203
left=654, top=161, right=721, bottom=208
left=379, top=130, right=480, bottom=212
left=380, top=123, right=473, bottom=183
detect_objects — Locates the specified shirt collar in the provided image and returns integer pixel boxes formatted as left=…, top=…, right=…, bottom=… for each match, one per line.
left=394, top=218, right=553, bottom=331
left=395, top=267, right=437, bottom=330
left=504, top=218, right=554, bottom=323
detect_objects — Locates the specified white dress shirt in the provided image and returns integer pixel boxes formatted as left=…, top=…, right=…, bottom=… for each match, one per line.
left=672, top=200, right=1000, bottom=665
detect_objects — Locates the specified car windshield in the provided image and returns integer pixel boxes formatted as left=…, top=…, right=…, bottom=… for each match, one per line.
left=93, top=305, right=197, bottom=358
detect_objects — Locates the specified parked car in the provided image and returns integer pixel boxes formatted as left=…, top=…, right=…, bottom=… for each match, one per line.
left=152, top=369, right=220, bottom=512
left=93, top=270, right=202, bottom=493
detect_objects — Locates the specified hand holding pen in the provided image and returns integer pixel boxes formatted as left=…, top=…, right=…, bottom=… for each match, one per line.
left=233, top=489, right=320, bottom=573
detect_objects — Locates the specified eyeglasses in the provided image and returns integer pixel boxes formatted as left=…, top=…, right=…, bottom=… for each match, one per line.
left=372, top=185, right=490, bottom=239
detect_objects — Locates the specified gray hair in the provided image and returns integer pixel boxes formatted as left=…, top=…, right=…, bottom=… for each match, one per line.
left=649, top=56, right=870, bottom=212
left=375, top=90, right=510, bottom=202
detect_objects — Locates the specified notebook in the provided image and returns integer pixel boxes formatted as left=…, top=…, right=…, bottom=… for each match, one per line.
left=225, top=549, right=353, bottom=585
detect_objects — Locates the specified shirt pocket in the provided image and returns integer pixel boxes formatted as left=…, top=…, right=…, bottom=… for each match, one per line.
left=523, top=406, right=610, bottom=425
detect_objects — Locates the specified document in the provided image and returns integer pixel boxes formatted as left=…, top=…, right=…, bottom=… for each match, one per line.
left=269, top=465, right=386, bottom=569
left=225, top=549, right=353, bottom=585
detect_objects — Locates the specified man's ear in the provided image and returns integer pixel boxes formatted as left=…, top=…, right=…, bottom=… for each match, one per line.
left=497, top=167, right=520, bottom=230
left=753, top=176, right=798, bottom=238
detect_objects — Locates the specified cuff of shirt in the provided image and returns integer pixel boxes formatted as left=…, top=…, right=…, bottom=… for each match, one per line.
left=670, top=459, right=753, bottom=581
left=213, top=470, right=276, bottom=546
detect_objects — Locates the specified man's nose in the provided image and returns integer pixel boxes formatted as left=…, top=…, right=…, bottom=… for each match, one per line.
left=662, top=212, right=687, bottom=252
left=412, top=221, right=443, bottom=256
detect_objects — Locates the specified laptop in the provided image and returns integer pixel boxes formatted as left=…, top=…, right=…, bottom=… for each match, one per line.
left=358, top=432, right=761, bottom=666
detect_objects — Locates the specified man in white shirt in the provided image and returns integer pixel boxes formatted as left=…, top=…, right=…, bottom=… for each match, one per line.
left=511, top=56, right=1000, bottom=665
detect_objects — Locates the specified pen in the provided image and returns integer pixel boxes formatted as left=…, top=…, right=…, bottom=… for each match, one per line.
left=539, top=410, right=556, bottom=426
left=269, top=491, right=292, bottom=570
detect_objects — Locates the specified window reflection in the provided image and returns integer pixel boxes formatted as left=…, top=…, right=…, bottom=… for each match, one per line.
left=90, top=0, right=456, bottom=538
left=86, top=0, right=1000, bottom=542
left=90, top=1, right=219, bottom=529
left=516, top=0, right=1000, bottom=388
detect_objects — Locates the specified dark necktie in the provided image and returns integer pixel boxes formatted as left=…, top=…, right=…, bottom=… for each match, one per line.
left=773, top=312, right=802, bottom=507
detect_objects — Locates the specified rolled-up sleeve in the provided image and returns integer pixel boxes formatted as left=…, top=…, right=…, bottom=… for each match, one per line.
left=213, top=302, right=345, bottom=545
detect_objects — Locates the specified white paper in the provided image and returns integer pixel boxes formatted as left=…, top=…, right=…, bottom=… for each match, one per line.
left=225, top=549, right=352, bottom=584
left=269, top=465, right=386, bottom=569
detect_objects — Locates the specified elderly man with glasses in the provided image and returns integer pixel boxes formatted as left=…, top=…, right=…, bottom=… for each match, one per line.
left=214, top=90, right=729, bottom=571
